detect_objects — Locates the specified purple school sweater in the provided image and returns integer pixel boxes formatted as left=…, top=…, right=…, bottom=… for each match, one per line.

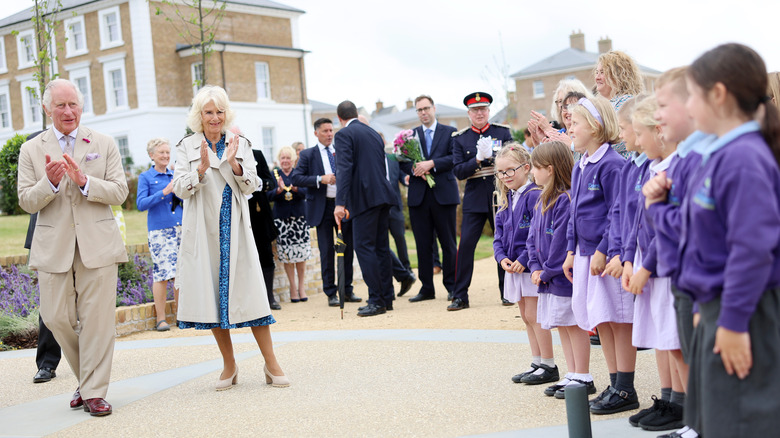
left=636, top=154, right=676, bottom=275
left=607, top=154, right=649, bottom=261
left=566, top=143, right=624, bottom=256
left=528, top=192, right=573, bottom=297
left=678, top=125, right=780, bottom=332
left=493, top=182, right=541, bottom=269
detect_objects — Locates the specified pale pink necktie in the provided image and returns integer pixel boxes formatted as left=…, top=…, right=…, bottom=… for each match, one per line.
left=64, top=135, right=73, bottom=156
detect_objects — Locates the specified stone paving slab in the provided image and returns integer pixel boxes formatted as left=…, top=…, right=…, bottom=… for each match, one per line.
left=1, top=329, right=666, bottom=438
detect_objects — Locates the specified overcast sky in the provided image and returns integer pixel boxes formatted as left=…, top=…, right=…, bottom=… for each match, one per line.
left=5, top=0, right=779, bottom=113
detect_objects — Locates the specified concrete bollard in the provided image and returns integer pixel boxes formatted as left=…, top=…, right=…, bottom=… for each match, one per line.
left=564, top=382, right=593, bottom=438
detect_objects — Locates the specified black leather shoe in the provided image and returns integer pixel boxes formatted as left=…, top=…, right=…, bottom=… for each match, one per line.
left=629, top=395, right=663, bottom=427
left=345, top=293, right=362, bottom=303
left=590, top=386, right=640, bottom=415
left=409, top=293, right=435, bottom=302
left=544, top=382, right=566, bottom=396
left=501, top=298, right=514, bottom=306
left=638, top=400, right=683, bottom=431
left=33, top=367, right=56, bottom=383
left=328, top=295, right=340, bottom=307
left=447, top=298, right=469, bottom=311
left=398, top=276, right=416, bottom=297
left=269, top=301, right=282, bottom=310
left=512, top=364, right=539, bottom=383
left=555, top=379, right=597, bottom=399
left=447, top=292, right=453, bottom=301
left=520, top=364, right=559, bottom=385
left=357, top=304, right=386, bottom=317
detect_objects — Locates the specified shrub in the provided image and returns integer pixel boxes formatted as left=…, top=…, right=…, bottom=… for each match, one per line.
left=0, top=265, right=39, bottom=317
left=0, top=134, right=28, bottom=215
left=116, top=253, right=174, bottom=306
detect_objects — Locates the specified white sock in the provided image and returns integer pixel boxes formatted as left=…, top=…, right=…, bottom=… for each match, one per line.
left=556, top=377, right=571, bottom=385
left=565, top=372, right=575, bottom=379
left=679, top=426, right=699, bottom=438
left=532, top=356, right=541, bottom=365
left=572, top=373, right=593, bottom=382
left=541, top=357, right=555, bottom=367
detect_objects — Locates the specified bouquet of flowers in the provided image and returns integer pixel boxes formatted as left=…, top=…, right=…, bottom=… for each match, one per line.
left=393, top=129, right=435, bottom=188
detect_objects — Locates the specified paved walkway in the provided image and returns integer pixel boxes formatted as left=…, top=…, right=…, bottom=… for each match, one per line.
left=1, top=328, right=666, bottom=437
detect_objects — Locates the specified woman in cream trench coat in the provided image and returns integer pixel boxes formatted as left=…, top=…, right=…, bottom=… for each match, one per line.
left=173, top=85, right=289, bottom=390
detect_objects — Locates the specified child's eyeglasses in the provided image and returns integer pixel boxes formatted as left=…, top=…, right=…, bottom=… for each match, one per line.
left=496, top=164, right=527, bottom=178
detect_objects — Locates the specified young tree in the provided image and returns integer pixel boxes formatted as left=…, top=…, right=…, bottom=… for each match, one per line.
left=153, top=0, right=226, bottom=88
left=14, top=0, right=63, bottom=130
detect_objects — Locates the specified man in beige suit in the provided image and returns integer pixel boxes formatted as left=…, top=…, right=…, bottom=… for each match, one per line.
left=17, top=79, right=128, bottom=417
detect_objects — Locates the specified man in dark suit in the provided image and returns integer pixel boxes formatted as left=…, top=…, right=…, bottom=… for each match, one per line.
left=399, top=95, right=459, bottom=303
left=449, top=92, right=513, bottom=311
left=291, top=118, right=361, bottom=307
left=385, top=152, right=416, bottom=295
left=333, top=101, right=396, bottom=317
left=245, top=139, right=281, bottom=310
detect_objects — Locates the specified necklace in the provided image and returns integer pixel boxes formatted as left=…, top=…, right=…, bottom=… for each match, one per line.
left=274, top=168, right=293, bottom=201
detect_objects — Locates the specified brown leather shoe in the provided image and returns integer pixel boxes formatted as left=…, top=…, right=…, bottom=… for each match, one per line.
left=70, top=388, right=83, bottom=409
left=83, top=398, right=112, bottom=416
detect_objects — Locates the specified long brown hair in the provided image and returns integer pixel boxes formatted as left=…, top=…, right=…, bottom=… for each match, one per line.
left=689, top=43, right=780, bottom=164
left=531, top=141, right=573, bottom=213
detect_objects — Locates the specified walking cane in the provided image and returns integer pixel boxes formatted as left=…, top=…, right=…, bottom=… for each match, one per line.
left=335, top=210, right=350, bottom=320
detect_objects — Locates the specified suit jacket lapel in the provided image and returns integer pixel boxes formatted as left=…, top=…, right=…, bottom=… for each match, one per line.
left=73, top=126, right=91, bottom=166
left=42, top=128, right=63, bottom=160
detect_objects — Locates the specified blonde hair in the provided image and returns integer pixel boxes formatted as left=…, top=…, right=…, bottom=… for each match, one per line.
left=550, top=79, right=591, bottom=124
left=146, top=137, right=170, bottom=155
left=186, top=85, right=236, bottom=133
left=494, top=143, right=531, bottom=213
left=631, top=95, right=659, bottom=128
left=768, top=71, right=780, bottom=108
left=531, top=141, right=573, bottom=214
left=277, top=145, right=296, bottom=163
left=571, top=95, right=621, bottom=144
left=657, top=67, right=689, bottom=99
left=616, top=93, right=647, bottom=122
left=596, top=51, right=645, bottom=98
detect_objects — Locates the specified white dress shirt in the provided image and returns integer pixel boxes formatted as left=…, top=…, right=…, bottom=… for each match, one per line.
left=318, top=142, right=338, bottom=198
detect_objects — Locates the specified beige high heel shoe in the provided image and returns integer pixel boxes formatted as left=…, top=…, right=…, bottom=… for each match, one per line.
left=264, top=365, right=290, bottom=388
left=216, top=366, right=238, bottom=391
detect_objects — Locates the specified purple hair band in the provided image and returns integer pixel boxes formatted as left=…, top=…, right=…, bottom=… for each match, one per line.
left=578, top=98, right=603, bottom=126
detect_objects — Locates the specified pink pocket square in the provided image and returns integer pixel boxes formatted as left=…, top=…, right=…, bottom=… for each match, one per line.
left=86, top=153, right=101, bottom=162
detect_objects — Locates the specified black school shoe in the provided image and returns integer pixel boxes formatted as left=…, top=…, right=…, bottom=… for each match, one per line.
left=589, top=385, right=612, bottom=406
left=554, top=379, right=597, bottom=399
left=638, top=400, right=683, bottom=431
left=629, top=395, right=663, bottom=427
left=511, top=363, right=539, bottom=383
left=544, top=382, right=566, bottom=396
left=520, top=364, right=559, bottom=385
left=590, top=386, right=640, bottom=415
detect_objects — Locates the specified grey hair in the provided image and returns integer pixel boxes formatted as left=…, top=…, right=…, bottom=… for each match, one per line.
left=42, top=79, right=84, bottom=109
left=186, top=85, right=235, bottom=133
left=146, top=137, right=170, bottom=155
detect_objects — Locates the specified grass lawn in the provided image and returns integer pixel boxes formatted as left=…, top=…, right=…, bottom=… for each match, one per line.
left=1, top=211, right=495, bottom=265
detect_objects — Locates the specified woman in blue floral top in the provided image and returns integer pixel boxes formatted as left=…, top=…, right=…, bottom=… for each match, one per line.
left=136, top=138, right=183, bottom=331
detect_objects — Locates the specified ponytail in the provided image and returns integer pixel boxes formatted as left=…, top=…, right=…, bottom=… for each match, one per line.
left=762, top=101, right=780, bottom=165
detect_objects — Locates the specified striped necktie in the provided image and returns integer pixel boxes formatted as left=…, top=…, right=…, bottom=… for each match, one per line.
left=64, top=135, right=73, bottom=156
left=327, top=146, right=336, bottom=176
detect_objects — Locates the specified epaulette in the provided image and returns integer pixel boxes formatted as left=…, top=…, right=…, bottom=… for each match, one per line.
left=452, top=127, right=470, bottom=137
left=492, top=123, right=511, bottom=130
left=176, top=132, right=196, bottom=146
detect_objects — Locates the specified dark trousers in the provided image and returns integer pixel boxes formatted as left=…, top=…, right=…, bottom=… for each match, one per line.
left=672, top=284, right=694, bottom=363
left=686, top=288, right=780, bottom=437
left=409, top=191, right=457, bottom=297
left=452, top=211, right=504, bottom=303
left=257, top=237, right=276, bottom=304
left=353, top=204, right=394, bottom=307
left=317, top=199, right=354, bottom=298
left=432, top=230, right=441, bottom=269
left=389, top=204, right=412, bottom=279
left=36, top=315, right=61, bottom=371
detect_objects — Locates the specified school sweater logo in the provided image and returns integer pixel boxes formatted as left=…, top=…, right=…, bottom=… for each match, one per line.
left=634, top=174, right=643, bottom=192
left=519, top=214, right=531, bottom=229
left=693, top=177, right=715, bottom=210
left=546, top=219, right=554, bottom=235
left=668, top=182, right=681, bottom=206
left=588, top=174, right=600, bottom=191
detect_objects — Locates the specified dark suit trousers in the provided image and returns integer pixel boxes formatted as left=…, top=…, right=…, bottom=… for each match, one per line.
left=388, top=205, right=411, bottom=272
left=353, top=204, right=394, bottom=307
left=257, top=238, right=276, bottom=304
left=452, top=211, right=505, bottom=303
left=317, top=199, right=354, bottom=297
left=36, top=315, right=61, bottom=370
left=409, top=190, right=457, bottom=297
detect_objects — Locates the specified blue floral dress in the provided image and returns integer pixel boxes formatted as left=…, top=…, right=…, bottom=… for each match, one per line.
left=178, top=136, right=276, bottom=330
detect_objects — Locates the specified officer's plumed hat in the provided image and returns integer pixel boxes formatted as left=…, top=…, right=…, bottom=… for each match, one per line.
left=463, top=92, right=493, bottom=108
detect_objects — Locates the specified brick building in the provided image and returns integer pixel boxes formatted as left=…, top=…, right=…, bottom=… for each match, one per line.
left=508, top=31, right=660, bottom=129
left=0, top=0, right=311, bottom=167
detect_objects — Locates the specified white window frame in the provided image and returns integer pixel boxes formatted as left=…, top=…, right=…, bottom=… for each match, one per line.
left=98, top=6, right=124, bottom=50
left=20, top=79, right=42, bottom=129
left=255, top=62, right=270, bottom=101
left=67, top=63, right=93, bottom=115
left=0, top=82, right=12, bottom=131
left=101, top=55, right=128, bottom=112
left=16, top=29, right=36, bottom=70
left=114, top=134, right=131, bottom=170
left=532, top=80, right=545, bottom=99
left=0, top=37, right=7, bottom=74
left=64, top=15, right=88, bottom=58
left=261, top=126, right=274, bottom=158
left=191, top=62, right=203, bottom=96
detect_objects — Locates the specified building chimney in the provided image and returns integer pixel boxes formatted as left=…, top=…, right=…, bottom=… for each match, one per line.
left=376, top=100, right=384, bottom=111
left=598, top=36, right=612, bottom=54
left=570, top=30, right=585, bottom=51
left=406, top=99, right=414, bottom=110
